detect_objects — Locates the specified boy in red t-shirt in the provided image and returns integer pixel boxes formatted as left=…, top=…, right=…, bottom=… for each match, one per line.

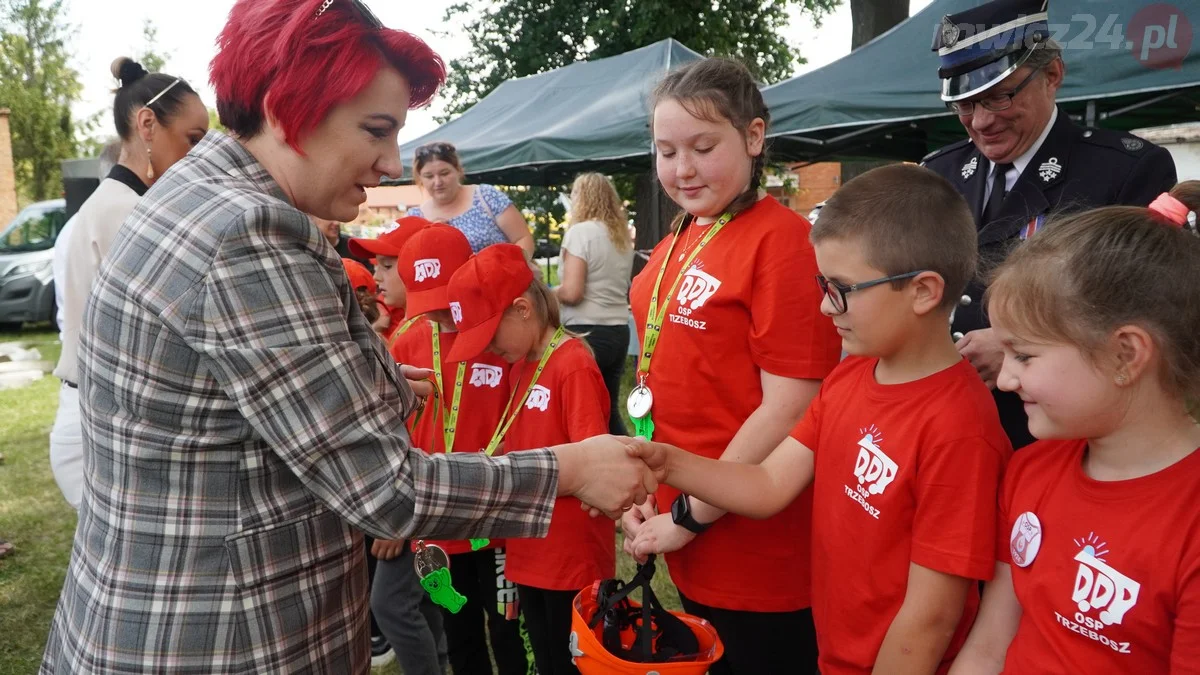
left=631, top=164, right=1012, bottom=675
left=383, top=225, right=530, bottom=675
left=446, top=244, right=615, bottom=675
left=348, top=216, right=431, bottom=349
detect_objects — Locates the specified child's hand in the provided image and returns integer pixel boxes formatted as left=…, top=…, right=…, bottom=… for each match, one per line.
left=625, top=439, right=672, bottom=482
left=371, top=538, right=407, bottom=561
left=627, top=512, right=696, bottom=563
left=619, top=495, right=657, bottom=541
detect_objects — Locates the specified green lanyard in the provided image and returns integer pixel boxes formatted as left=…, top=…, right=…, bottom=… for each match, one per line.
left=628, top=213, right=732, bottom=439
left=637, top=212, right=733, bottom=379
left=484, top=325, right=567, bottom=456
left=430, top=323, right=466, bottom=454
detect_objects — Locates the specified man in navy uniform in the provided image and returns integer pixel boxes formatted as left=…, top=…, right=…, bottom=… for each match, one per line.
left=922, top=0, right=1177, bottom=448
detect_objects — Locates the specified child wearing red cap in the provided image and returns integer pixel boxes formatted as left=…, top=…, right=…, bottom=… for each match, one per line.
left=378, top=226, right=530, bottom=675
left=446, top=243, right=615, bottom=675
left=348, top=216, right=432, bottom=349
left=341, top=258, right=381, bottom=326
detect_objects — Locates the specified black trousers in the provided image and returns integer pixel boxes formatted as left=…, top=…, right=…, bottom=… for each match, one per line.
left=442, top=547, right=530, bottom=675
left=517, top=585, right=580, bottom=675
left=678, top=589, right=819, bottom=675
left=572, top=323, right=630, bottom=436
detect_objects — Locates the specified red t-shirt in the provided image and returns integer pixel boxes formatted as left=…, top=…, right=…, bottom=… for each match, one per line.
left=502, top=336, right=616, bottom=591
left=998, top=439, right=1200, bottom=674
left=391, top=321, right=512, bottom=555
left=628, top=195, right=841, bottom=610
left=790, top=356, right=1011, bottom=675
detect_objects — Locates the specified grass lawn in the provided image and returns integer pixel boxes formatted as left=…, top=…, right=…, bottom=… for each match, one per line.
left=0, top=329, right=676, bottom=674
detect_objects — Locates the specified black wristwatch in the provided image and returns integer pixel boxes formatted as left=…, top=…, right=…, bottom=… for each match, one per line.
left=671, top=493, right=712, bottom=535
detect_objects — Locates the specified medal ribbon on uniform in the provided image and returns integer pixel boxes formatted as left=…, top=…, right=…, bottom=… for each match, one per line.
left=629, top=212, right=733, bottom=439
left=484, top=325, right=567, bottom=456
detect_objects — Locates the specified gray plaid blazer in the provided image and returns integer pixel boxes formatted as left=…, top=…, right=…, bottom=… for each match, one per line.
left=40, top=132, right=558, bottom=674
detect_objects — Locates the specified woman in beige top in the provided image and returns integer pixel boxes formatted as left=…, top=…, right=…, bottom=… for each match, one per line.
left=555, top=172, right=635, bottom=435
left=48, top=57, right=208, bottom=509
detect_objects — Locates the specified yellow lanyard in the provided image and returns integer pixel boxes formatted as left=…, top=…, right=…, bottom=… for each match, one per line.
left=636, top=212, right=733, bottom=379
left=430, top=323, right=466, bottom=453
left=388, top=315, right=421, bottom=350
left=484, top=326, right=566, bottom=456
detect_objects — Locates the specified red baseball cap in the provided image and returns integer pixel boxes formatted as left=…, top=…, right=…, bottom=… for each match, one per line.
left=347, top=216, right=433, bottom=259
left=399, top=225, right=473, bottom=317
left=341, top=258, right=377, bottom=294
left=445, top=244, right=534, bottom=362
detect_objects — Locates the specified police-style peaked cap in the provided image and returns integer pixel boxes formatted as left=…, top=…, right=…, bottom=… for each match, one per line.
left=933, top=0, right=1050, bottom=101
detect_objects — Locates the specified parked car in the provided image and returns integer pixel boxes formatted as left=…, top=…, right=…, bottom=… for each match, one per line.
left=0, top=199, right=67, bottom=330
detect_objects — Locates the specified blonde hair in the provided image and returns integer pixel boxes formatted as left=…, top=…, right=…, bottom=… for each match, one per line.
left=570, top=173, right=631, bottom=251
left=519, top=277, right=593, bottom=355
left=986, top=181, right=1200, bottom=412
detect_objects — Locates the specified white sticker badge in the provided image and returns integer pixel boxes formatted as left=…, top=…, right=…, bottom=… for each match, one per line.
left=1010, top=511, right=1043, bottom=568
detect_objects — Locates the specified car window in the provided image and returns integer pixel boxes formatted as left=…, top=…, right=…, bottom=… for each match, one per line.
left=0, top=204, right=67, bottom=253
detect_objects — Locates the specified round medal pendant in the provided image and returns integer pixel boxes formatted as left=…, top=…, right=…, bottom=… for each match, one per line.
left=627, top=384, right=654, bottom=419
left=1010, top=511, right=1043, bottom=568
left=414, top=542, right=451, bottom=579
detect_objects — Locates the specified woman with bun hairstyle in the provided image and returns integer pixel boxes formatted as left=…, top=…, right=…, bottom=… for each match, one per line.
left=49, top=57, right=207, bottom=509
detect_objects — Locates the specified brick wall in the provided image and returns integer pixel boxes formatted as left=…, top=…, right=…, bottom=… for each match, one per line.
left=0, top=109, right=17, bottom=226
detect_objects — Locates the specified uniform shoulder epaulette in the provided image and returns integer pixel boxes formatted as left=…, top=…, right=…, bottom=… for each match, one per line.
left=920, top=137, right=973, bottom=165
left=1078, top=126, right=1154, bottom=156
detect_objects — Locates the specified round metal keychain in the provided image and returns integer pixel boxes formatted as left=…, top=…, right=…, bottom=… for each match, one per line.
left=413, top=540, right=450, bottom=579
left=626, top=383, right=654, bottom=419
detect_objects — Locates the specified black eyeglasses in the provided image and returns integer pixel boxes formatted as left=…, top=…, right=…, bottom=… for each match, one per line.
left=314, top=0, right=383, bottom=30
left=946, top=68, right=1041, bottom=116
left=815, top=271, right=926, bottom=315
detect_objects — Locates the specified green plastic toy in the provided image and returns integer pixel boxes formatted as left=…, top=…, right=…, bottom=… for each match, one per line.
left=420, top=568, right=467, bottom=613
left=631, top=412, right=655, bottom=440
left=469, top=538, right=490, bottom=551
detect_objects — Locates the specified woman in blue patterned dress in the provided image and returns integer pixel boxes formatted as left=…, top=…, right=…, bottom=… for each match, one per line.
left=409, top=142, right=534, bottom=255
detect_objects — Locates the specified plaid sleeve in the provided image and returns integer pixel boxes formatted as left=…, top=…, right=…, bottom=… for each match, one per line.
left=184, top=205, right=557, bottom=541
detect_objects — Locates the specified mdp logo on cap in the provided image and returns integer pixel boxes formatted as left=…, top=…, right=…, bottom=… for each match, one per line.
left=450, top=301, right=463, bottom=325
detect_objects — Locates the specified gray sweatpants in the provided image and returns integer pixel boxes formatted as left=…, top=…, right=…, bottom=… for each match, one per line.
left=371, top=544, right=449, bottom=675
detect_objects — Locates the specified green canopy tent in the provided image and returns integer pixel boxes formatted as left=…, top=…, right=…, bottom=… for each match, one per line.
left=762, top=0, right=1200, bottom=163
left=394, top=39, right=704, bottom=186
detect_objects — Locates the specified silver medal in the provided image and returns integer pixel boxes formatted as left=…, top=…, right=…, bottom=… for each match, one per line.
left=413, top=541, right=450, bottom=579
left=626, top=384, right=654, bottom=419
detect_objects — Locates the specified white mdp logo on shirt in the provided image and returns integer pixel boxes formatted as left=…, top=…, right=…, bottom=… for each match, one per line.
left=450, top=302, right=463, bottom=325
left=676, top=268, right=721, bottom=310
left=470, top=364, right=503, bottom=388
left=414, top=258, right=441, bottom=282
left=853, top=431, right=898, bottom=496
left=525, top=385, right=551, bottom=411
left=1072, top=536, right=1140, bottom=627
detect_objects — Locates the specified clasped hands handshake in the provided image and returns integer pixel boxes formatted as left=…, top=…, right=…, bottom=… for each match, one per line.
left=553, top=435, right=695, bottom=563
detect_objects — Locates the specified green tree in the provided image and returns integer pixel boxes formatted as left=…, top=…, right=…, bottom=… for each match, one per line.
left=137, top=19, right=168, bottom=73
left=0, top=0, right=81, bottom=202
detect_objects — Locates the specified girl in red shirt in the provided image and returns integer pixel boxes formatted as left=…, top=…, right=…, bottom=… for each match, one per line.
left=446, top=243, right=615, bottom=675
left=621, top=57, right=841, bottom=673
left=950, top=183, right=1200, bottom=675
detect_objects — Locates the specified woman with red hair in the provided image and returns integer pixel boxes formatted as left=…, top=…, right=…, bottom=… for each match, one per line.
left=39, top=2, right=657, bottom=674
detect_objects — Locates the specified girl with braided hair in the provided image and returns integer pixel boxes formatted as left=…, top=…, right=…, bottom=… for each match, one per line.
left=620, top=57, right=841, bottom=674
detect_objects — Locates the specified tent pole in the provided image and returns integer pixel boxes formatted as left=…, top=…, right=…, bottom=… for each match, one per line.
left=1086, top=101, right=1097, bottom=127
left=1098, top=89, right=1195, bottom=122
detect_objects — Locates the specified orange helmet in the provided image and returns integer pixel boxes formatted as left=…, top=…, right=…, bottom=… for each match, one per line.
left=570, top=556, right=723, bottom=674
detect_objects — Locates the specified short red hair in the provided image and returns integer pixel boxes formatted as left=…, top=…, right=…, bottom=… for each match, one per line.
left=210, top=0, right=444, bottom=150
